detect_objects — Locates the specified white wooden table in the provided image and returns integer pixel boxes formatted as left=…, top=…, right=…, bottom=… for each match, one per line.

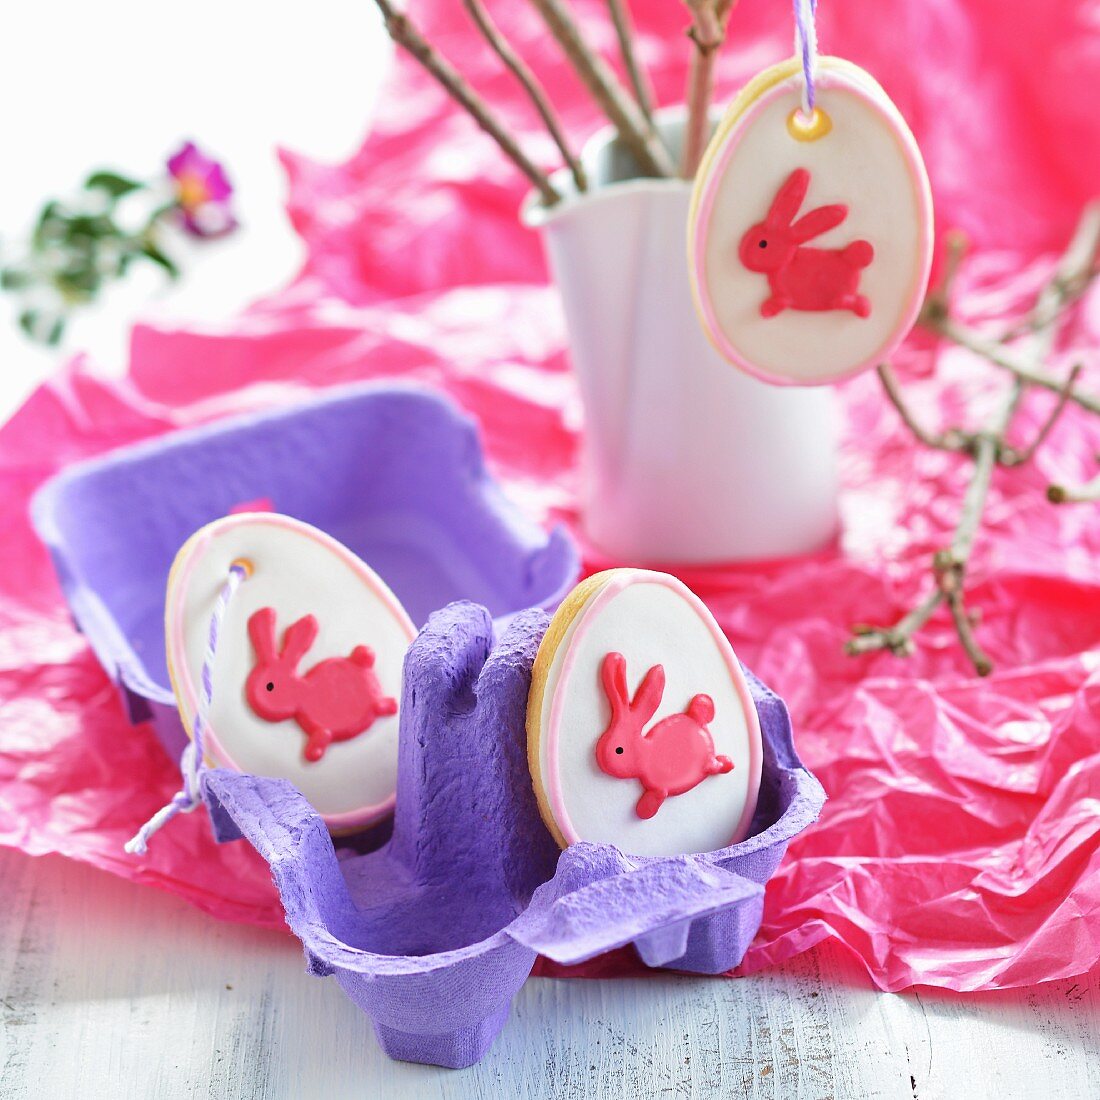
left=2, top=5, right=1099, bottom=1097
left=2, top=846, right=1098, bottom=1098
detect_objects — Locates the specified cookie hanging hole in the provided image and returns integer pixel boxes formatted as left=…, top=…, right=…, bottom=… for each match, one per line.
left=787, top=107, right=832, bottom=142
left=230, top=557, right=255, bottom=578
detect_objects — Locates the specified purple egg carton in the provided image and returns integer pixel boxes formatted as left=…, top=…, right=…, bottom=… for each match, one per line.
left=204, top=601, right=825, bottom=1069
left=31, top=383, right=579, bottom=760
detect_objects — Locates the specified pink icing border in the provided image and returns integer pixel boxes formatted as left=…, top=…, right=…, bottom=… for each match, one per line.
left=692, top=67, right=934, bottom=388
left=168, top=512, right=416, bottom=832
left=545, top=569, right=764, bottom=852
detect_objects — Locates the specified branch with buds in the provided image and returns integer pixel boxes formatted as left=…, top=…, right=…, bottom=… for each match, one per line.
left=681, top=0, right=736, bottom=178
left=1048, top=469, right=1100, bottom=504
left=365, top=3, right=1100, bottom=676
left=369, top=1, right=744, bottom=204
left=528, top=0, right=673, bottom=177
left=462, top=0, right=587, bottom=192
left=848, top=205, right=1100, bottom=675
left=370, top=0, right=565, bottom=205
left=608, top=0, right=656, bottom=126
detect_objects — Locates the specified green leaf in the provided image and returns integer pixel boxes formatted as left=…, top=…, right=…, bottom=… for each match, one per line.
left=137, top=239, right=180, bottom=279
left=32, top=201, right=65, bottom=247
left=17, top=308, right=66, bottom=345
left=35, top=200, right=61, bottom=229
left=84, top=171, right=144, bottom=199
left=64, top=213, right=118, bottom=243
left=0, top=268, right=32, bottom=291
left=54, top=265, right=101, bottom=298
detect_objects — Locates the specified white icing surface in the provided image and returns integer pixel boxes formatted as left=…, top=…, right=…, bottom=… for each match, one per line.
left=165, top=515, right=415, bottom=827
left=538, top=574, right=761, bottom=857
left=695, top=62, right=932, bottom=385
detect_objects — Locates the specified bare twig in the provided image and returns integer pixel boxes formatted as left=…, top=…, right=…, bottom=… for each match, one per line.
left=875, top=362, right=966, bottom=452
left=607, top=0, right=655, bottom=124
left=933, top=381, right=1021, bottom=675
left=1048, top=473, right=1100, bottom=504
left=528, top=0, right=674, bottom=177
left=996, top=215, right=1100, bottom=339
left=942, top=571, right=992, bottom=676
left=847, top=589, right=944, bottom=658
left=1023, top=203, right=1100, bottom=343
left=680, top=0, right=735, bottom=179
left=919, top=228, right=969, bottom=325
left=929, top=317, right=1100, bottom=417
left=851, top=206, right=1100, bottom=675
left=371, top=0, right=561, bottom=205
left=848, top=394, right=1013, bottom=675
left=921, top=202, right=1100, bottom=417
left=1002, top=363, right=1083, bottom=466
left=462, top=0, right=587, bottom=193
left=1025, top=207, right=1100, bottom=333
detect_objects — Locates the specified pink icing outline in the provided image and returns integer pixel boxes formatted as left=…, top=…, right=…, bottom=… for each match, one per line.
left=545, top=570, right=764, bottom=852
left=692, top=67, right=934, bottom=388
left=168, top=512, right=416, bottom=832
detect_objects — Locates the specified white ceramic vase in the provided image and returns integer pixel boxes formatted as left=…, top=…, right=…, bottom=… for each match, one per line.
left=524, top=111, right=840, bottom=565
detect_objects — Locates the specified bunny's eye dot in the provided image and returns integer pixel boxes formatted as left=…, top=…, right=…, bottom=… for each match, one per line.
left=266, top=682, right=274, bottom=692
left=615, top=746, right=624, bottom=754
left=758, top=240, right=768, bottom=249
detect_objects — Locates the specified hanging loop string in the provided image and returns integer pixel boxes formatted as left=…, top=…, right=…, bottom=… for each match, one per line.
left=125, top=560, right=249, bottom=855
left=794, top=0, right=819, bottom=118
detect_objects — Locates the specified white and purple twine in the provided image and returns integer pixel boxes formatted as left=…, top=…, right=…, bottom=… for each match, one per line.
left=794, top=0, right=820, bottom=117
left=125, top=561, right=248, bottom=855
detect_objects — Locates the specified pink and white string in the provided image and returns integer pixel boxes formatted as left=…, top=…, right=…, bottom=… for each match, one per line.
left=125, top=561, right=248, bottom=855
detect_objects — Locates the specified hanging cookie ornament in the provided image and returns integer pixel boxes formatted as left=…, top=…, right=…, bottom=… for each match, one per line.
left=688, top=0, right=934, bottom=386
left=164, top=513, right=416, bottom=834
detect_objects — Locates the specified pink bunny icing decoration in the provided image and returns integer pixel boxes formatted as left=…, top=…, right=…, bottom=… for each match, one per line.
left=245, top=607, right=398, bottom=763
left=739, top=167, right=873, bottom=319
left=595, top=651, right=734, bottom=820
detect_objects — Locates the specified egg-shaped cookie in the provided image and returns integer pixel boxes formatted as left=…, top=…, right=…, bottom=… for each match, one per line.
left=165, top=513, right=415, bottom=832
left=689, top=57, right=933, bottom=386
left=528, top=569, right=763, bottom=857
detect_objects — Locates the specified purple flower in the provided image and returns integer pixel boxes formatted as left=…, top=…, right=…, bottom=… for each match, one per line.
left=166, top=141, right=236, bottom=238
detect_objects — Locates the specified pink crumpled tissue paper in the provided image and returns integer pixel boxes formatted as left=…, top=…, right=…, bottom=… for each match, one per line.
left=1, top=0, right=1099, bottom=993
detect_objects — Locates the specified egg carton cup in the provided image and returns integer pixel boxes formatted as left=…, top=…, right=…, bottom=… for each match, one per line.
left=31, top=383, right=579, bottom=761
left=203, top=601, right=825, bottom=1069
